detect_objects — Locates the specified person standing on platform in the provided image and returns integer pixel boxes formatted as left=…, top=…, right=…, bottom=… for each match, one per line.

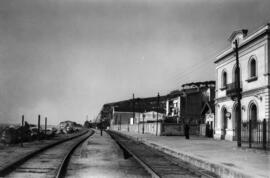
left=184, top=123, right=190, bottom=139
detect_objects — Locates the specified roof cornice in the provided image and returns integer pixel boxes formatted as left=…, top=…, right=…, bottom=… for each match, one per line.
left=214, top=23, right=270, bottom=64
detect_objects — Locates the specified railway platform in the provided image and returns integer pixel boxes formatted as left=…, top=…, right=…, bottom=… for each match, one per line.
left=113, top=130, right=270, bottom=178
left=66, top=130, right=150, bottom=178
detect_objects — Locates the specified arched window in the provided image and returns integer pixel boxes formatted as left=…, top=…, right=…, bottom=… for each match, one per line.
left=249, top=103, right=257, bottom=129
left=232, top=65, right=241, bottom=83
left=232, top=104, right=239, bottom=131
left=249, top=58, right=256, bottom=78
left=222, top=70, right=227, bottom=88
left=221, top=107, right=228, bottom=135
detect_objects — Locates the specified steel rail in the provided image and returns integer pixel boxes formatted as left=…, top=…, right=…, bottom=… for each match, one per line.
left=109, top=132, right=161, bottom=178
left=55, top=130, right=95, bottom=178
left=108, top=131, right=217, bottom=178
left=0, top=129, right=90, bottom=177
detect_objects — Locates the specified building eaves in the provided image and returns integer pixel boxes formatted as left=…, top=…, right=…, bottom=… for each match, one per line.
left=214, top=23, right=270, bottom=64
left=167, top=90, right=182, bottom=98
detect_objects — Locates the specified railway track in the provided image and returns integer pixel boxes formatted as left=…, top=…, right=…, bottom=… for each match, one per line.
left=1, top=130, right=94, bottom=178
left=108, top=131, right=218, bottom=178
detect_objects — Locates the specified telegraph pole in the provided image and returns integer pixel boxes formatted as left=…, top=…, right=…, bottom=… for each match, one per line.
left=38, top=115, right=40, bottom=140
left=45, top=117, right=47, bottom=138
left=130, top=93, right=135, bottom=132
left=21, top=115, right=24, bottom=147
left=138, top=98, right=140, bottom=133
left=120, top=115, right=122, bottom=131
left=156, top=93, right=160, bottom=136
left=142, top=112, right=145, bottom=134
left=234, top=39, right=242, bottom=147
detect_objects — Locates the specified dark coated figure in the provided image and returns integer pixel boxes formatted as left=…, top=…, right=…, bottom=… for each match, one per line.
left=184, top=124, right=190, bottom=139
left=206, top=122, right=210, bottom=137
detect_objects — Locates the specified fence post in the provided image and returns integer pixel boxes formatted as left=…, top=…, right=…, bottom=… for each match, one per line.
left=249, top=119, right=252, bottom=148
left=263, top=119, right=266, bottom=150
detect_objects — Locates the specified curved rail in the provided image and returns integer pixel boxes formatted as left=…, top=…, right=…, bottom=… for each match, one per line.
left=55, top=130, right=95, bottom=178
left=0, top=129, right=91, bottom=177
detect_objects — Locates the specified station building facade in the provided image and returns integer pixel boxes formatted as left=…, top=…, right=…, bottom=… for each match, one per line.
left=214, top=24, right=270, bottom=141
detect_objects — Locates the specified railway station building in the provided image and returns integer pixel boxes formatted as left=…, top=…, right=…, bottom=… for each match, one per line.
left=214, top=24, right=270, bottom=147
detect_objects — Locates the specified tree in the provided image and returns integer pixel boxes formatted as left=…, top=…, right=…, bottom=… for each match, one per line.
left=83, top=120, right=90, bottom=128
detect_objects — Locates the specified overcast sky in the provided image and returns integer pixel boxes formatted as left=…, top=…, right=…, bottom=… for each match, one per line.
left=1, top=0, right=270, bottom=125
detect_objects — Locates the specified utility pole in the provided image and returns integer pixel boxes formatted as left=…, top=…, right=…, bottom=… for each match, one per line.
left=234, top=39, right=242, bottom=147
left=130, top=93, right=135, bottom=132
left=38, top=115, right=41, bottom=140
left=138, top=98, right=140, bottom=133
left=45, top=117, right=47, bottom=138
left=100, top=118, right=103, bottom=136
left=21, top=115, right=24, bottom=147
left=143, top=112, right=145, bottom=134
left=156, top=93, right=160, bottom=136
left=120, top=115, right=122, bottom=131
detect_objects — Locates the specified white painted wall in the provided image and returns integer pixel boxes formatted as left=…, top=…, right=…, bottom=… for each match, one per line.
left=216, top=42, right=267, bottom=99
left=214, top=29, right=269, bottom=141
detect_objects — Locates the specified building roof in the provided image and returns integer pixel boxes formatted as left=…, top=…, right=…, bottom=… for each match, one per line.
left=167, top=90, right=182, bottom=99
left=228, top=29, right=248, bottom=43
left=200, top=101, right=215, bottom=116
left=182, top=81, right=215, bottom=89
left=214, top=23, right=270, bottom=64
left=102, top=95, right=167, bottom=114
